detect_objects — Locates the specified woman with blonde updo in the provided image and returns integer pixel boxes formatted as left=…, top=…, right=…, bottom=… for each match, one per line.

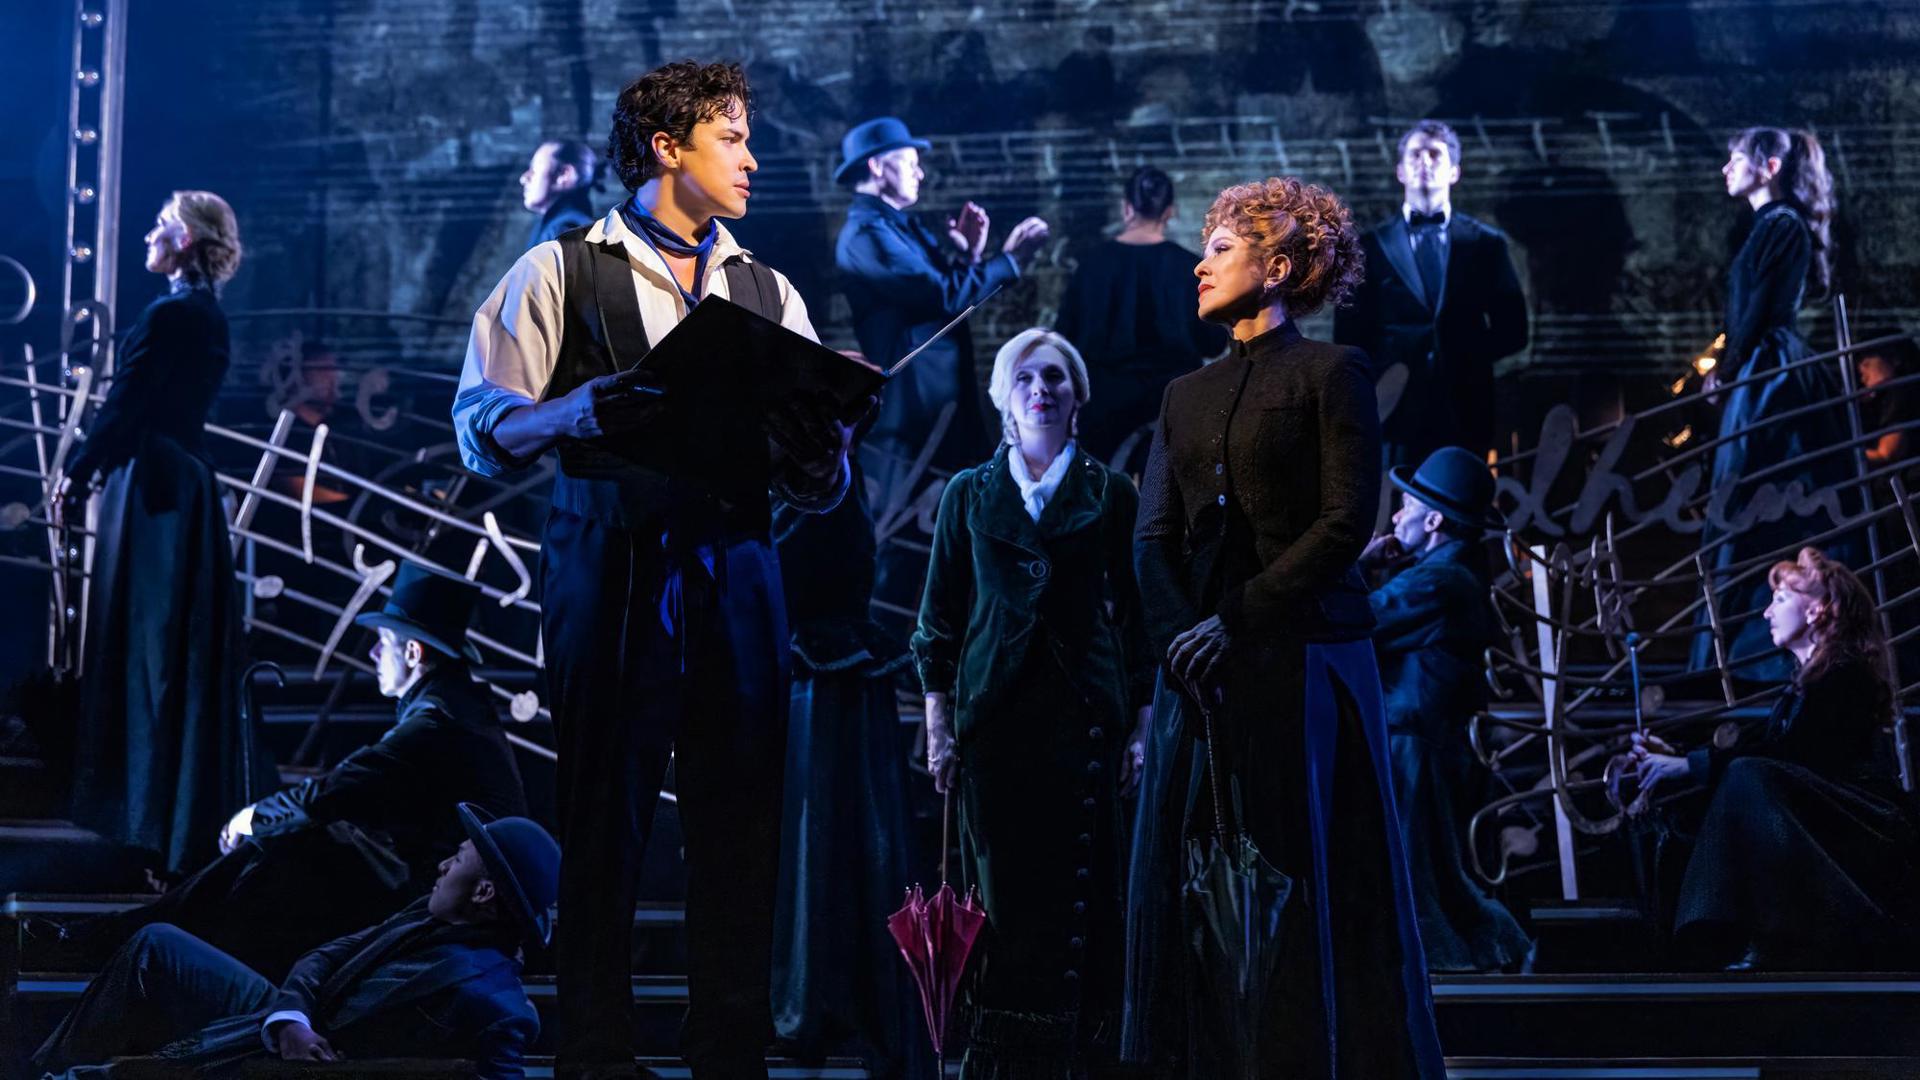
left=60, top=190, right=264, bottom=877
left=1634, top=548, right=1919, bottom=970
left=1122, top=177, right=1443, bottom=1077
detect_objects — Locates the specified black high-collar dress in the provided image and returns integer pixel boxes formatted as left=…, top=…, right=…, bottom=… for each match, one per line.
left=68, top=281, right=265, bottom=875
left=1124, top=322, right=1444, bottom=1078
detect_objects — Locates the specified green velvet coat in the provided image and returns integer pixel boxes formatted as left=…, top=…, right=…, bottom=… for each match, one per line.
left=912, top=445, right=1153, bottom=1073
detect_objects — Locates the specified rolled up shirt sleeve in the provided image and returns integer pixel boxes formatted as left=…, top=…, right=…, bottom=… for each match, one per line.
left=453, top=243, right=567, bottom=476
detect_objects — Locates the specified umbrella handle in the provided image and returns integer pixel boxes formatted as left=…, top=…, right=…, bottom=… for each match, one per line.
left=940, top=789, right=950, bottom=887
left=1184, top=675, right=1232, bottom=849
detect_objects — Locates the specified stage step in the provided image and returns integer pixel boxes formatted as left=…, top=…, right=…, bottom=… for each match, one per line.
left=4, top=894, right=689, bottom=977
left=1444, top=1059, right=1920, bottom=1079
left=0, top=821, right=151, bottom=893
left=1434, top=973, right=1920, bottom=1060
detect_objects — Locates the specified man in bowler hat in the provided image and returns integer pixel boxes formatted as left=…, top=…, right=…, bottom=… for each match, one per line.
left=1360, top=446, right=1531, bottom=973
left=34, top=805, right=557, bottom=1079
left=833, top=116, right=1051, bottom=628
left=78, top=562, right=529, bottom=981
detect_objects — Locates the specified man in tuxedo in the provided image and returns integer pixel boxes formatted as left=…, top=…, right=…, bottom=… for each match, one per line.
left=1335, top=120, right=1529, bottom=469
left=833, top=116, right=1051, bottom=628
left=80, top=562, right=529, bottom=981
left=33, top=805, right=557, bottom=1080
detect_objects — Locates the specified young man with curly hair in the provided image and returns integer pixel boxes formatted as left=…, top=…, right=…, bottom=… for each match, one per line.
left=453, top=60, right=853, bottom=1080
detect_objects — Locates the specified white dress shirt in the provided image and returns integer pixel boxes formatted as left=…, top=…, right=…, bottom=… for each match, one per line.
left=453, top=206, right=823, bottom=478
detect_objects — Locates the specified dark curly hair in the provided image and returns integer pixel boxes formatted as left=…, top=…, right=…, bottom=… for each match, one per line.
left=1201, top=177, right=1365, bottom=317
left=1728, top=127, right=1836, bottom=297
left=607, top=61, right=753, bottom=191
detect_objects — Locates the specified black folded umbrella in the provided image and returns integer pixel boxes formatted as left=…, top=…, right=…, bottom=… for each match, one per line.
left=1180, top=681, right=1292, bottom=1080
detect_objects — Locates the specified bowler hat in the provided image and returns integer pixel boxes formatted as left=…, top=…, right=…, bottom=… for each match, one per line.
left=355, top=561, right=483, bottom=663
left=834, top=117, right=931, bottom=184
left=457, top=803, right=560, bottom=945
left=1389, top=446, right=1504, bottom=532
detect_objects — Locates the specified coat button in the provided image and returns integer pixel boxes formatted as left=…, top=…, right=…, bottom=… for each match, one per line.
left=1064, top=970, right=1080, bottom=983
left=1077, top=832, right=1091, bottom=845
left=1086, top=760, right=1101, bottom=774
left=1073, top=901, right=1087, bottom=914
left=1217, top=494, right=1227, bottom=505
left=1076, top=867, right=1090, bottom=880
left=1089, top=726, right=1105, bottom=740
left=1082, top=797, right=1096, bottom=809
left=1022, top=559, right=1050, bottom=580
left=1215, top=463, right=1224, bottom=474
left=1070, top=936, right=1085, bottom=950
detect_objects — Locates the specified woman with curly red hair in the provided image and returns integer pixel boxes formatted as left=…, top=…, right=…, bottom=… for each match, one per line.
left=1634, top=548, right=1919, bottom=970
left=1122, top=177, right=1443, bottom=1077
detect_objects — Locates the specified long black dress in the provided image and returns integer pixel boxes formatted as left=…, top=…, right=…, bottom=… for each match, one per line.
left=1054, top=239, right=1228, bottom=474
left=1691, top=202, right=1857, bottom=682
left=771, top=470, right=929, bottom=1080
left=1124, top=323, right=1443, bottom=1079
left=1674, top=657, right=1920, bottom=967
left=67, top=281, right=258, bottom=875
left=913, top=446, right=1153, bottom=1078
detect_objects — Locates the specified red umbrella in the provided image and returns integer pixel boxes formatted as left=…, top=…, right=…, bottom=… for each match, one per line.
left=888, top=792, right=985, bottom=1076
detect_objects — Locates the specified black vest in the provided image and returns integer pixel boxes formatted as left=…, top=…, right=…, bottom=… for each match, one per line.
left=547, top=227, right=783, bottom=531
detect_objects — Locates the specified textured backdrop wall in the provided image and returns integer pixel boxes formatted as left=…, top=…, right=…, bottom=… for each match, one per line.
left=106, top=0, right=1920, bottom=447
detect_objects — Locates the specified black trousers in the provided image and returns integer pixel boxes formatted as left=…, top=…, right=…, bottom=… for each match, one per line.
left=542, top=510, right=791, bottom=1079
left=33, top=924, right=273, bottom=1076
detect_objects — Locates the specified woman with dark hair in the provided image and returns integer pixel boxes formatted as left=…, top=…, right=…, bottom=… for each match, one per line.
left=913, top=328, right=1153, bottom=1077
left=1055, top=166, right=1228, bottom=474
left=1636, top=548, right=1918, bottom=970
left=1123, top=177, right=1443, bottom=1078
left=55, top=191, right=262, bottom=876
left=1692, top=127, right=1859, bottom=681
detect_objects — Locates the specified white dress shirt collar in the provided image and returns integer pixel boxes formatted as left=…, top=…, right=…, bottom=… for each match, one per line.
left=585, top=205, right=750, bottom=305
left=1402, top=201, right=1453, bottom=225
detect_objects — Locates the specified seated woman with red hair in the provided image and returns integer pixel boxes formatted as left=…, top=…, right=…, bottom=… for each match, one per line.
left=1634, top=547, right=1920, bottom=970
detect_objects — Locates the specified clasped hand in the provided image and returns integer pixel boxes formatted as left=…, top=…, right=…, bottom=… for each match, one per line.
left=1627, top=730, right=1689, bottom=808
left=1168, top=614, right=1230, bottom=691
left=766, top=392, right=860, bottom=481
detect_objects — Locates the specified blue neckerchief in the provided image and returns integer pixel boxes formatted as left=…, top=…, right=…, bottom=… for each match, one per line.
left=620, top=195, right=717, bottom=309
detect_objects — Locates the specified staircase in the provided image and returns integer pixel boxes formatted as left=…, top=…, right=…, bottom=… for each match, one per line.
left=7, top=683, right=1920, bottom=1078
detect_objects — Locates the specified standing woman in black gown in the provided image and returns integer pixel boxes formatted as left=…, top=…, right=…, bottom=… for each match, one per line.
left=1054, top=167, right=1228, bottom=475
left=57, top=191, right=257, bottom=876
left=1122, top=177, right=1443, bottom=1078
left=1692, top=128, right=1857, bottom=682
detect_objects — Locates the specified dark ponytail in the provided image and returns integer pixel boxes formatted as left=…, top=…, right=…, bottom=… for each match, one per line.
left=1124, top=166, right=1175, bottom=219
left=1729, top=127, right=1836, bottom=296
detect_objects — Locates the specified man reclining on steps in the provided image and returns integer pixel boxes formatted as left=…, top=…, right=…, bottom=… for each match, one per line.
left=33, top=805, right=555, bottom=1080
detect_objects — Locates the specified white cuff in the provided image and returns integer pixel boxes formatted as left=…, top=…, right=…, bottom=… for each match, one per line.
left=262, top=1010, right=312, bottom=1052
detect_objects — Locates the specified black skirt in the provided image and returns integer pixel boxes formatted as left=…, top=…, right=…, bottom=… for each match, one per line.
left=70, top=435, right=257, bottom=874
left=1675, top=755, right=1920, bottom=966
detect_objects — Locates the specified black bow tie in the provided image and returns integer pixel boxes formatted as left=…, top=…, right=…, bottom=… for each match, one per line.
left=1408, top=211, right=1446, bottom=230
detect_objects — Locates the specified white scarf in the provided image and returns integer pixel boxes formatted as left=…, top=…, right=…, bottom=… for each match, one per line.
left=1007, top=441, right=1076, bottom=522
